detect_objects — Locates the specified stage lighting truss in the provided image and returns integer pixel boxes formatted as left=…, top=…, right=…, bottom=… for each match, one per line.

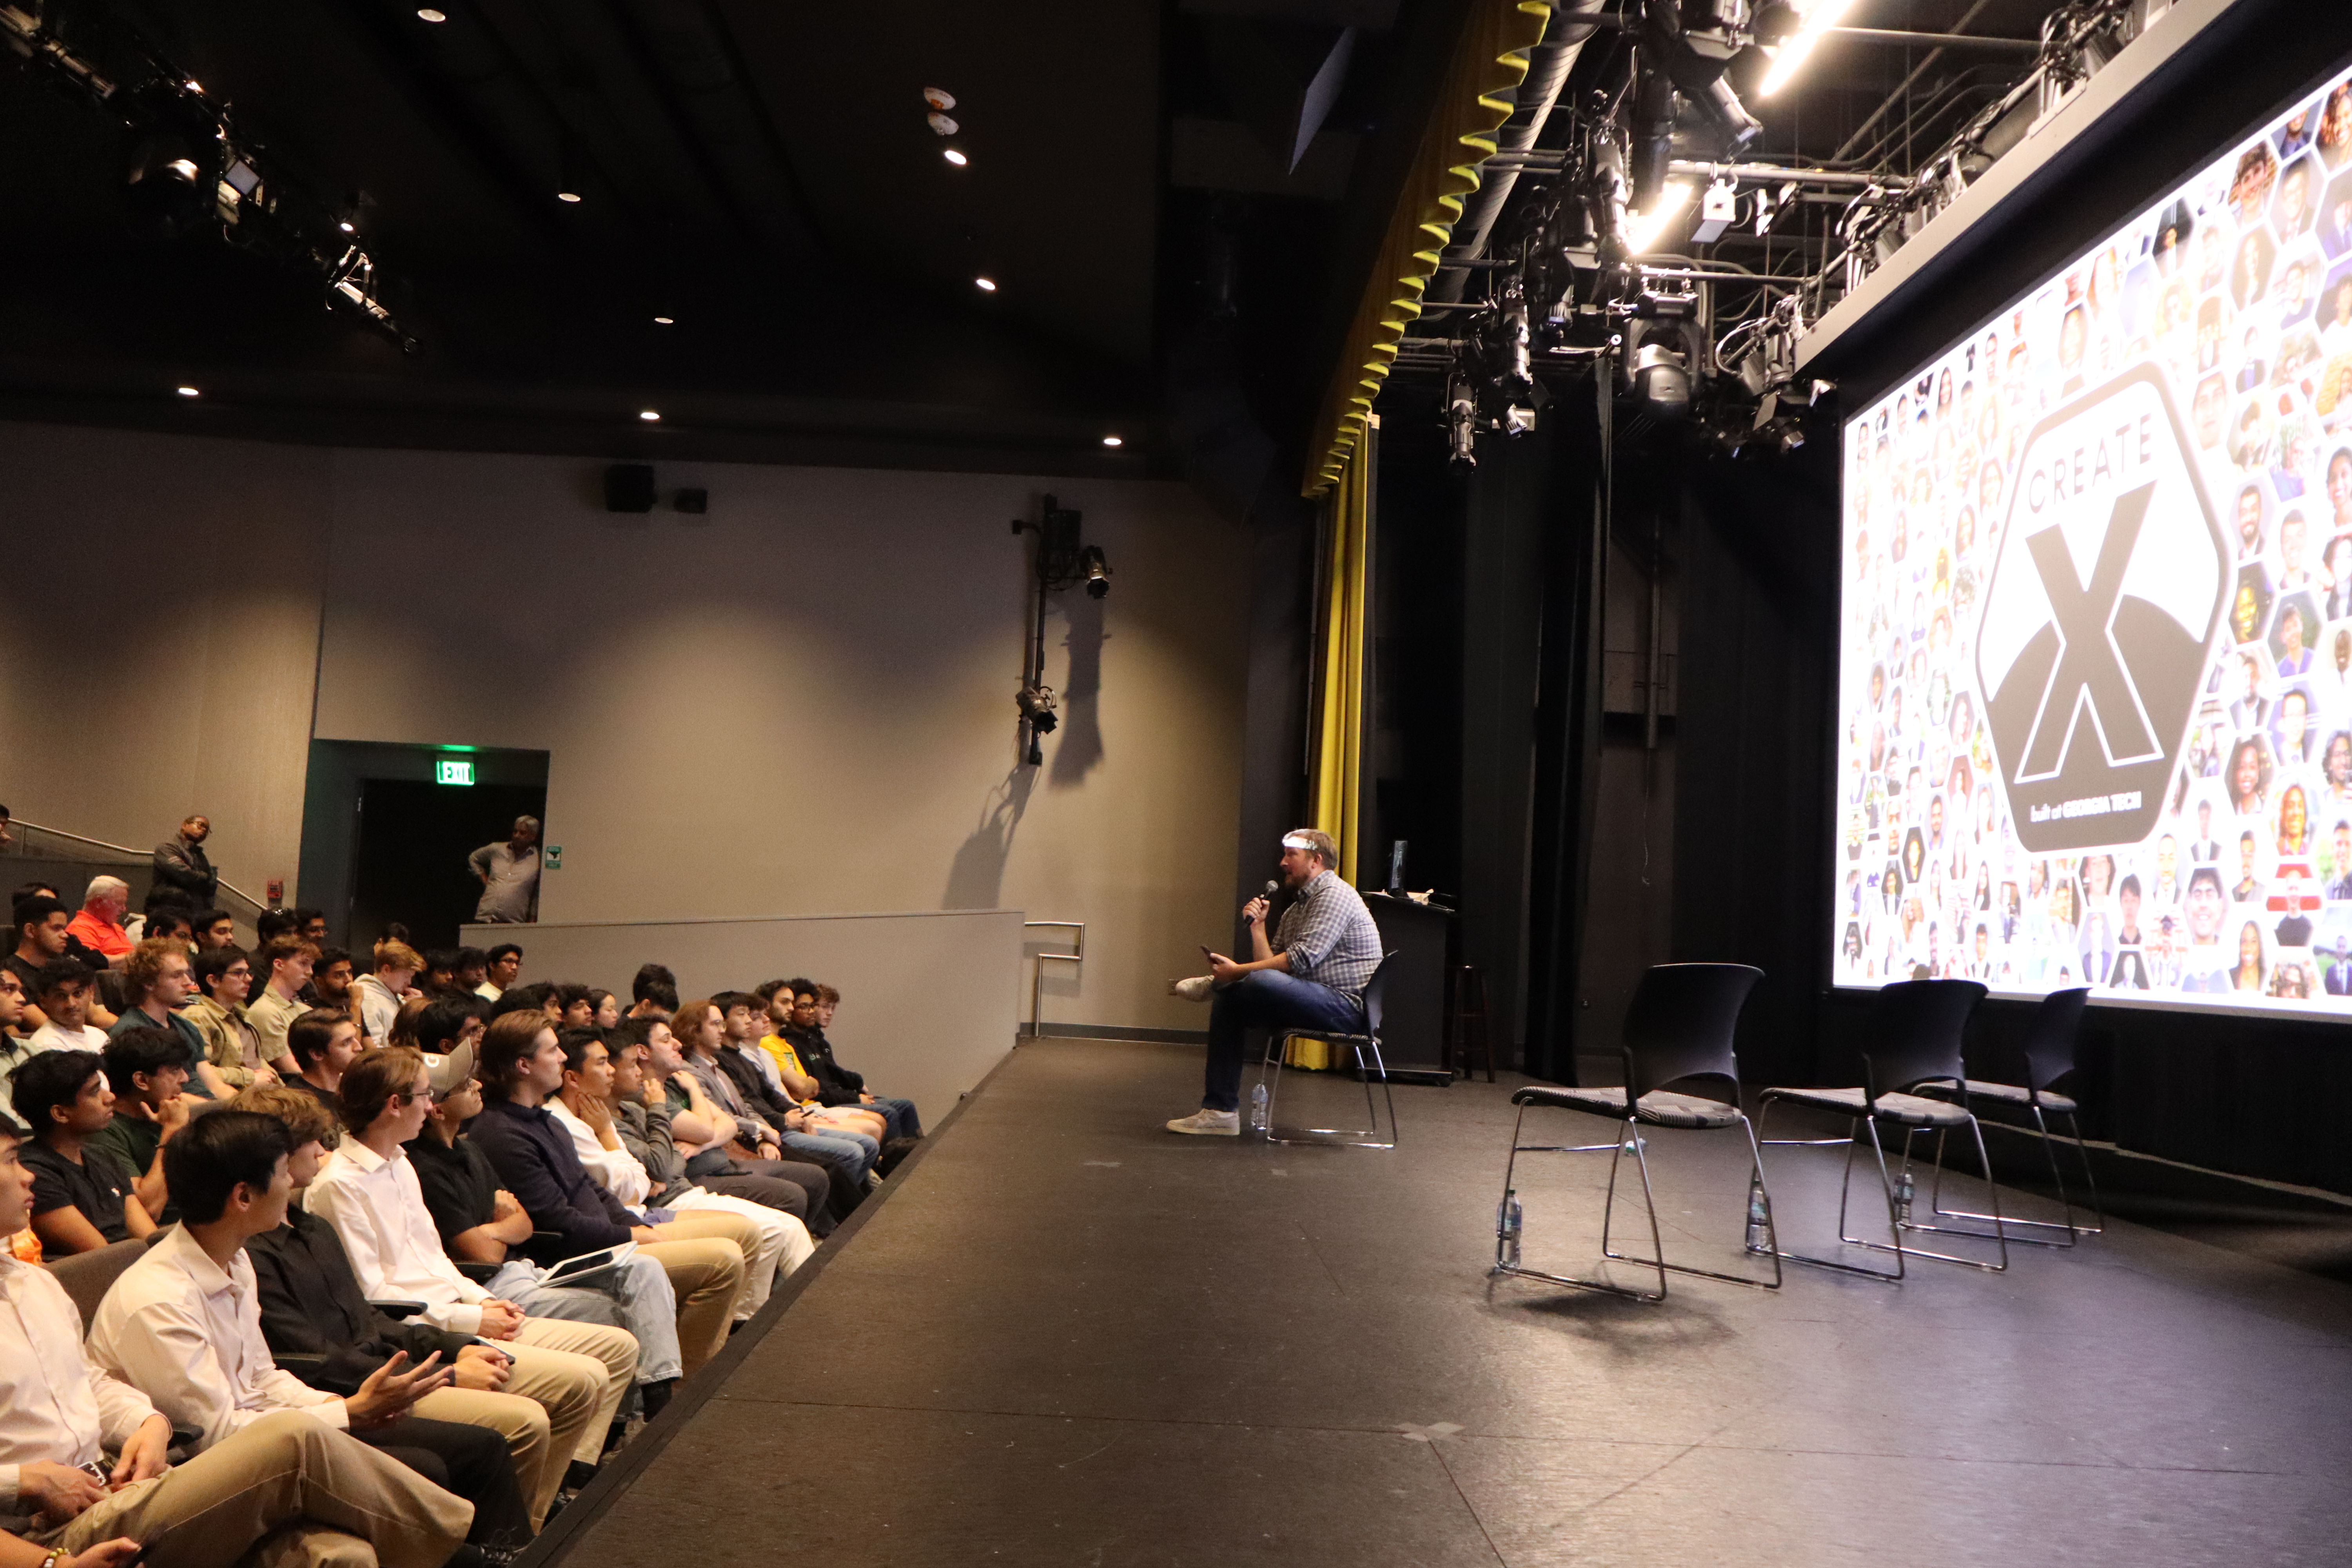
left=0, top=2, right=419, bottom=353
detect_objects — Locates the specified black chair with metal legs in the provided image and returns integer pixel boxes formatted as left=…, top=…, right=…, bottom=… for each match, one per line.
left=1492, top=963, right=1781, bottom=1303
left=1756, top=978, right=2009, bottom=1280
left=1920, top=985, right=2101, bottom=1245
left=1256, top=952, right=1399, bottom=1148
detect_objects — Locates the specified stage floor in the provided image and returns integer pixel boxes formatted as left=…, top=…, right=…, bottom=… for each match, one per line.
left=550, top=1038, right=2352, bottom=1566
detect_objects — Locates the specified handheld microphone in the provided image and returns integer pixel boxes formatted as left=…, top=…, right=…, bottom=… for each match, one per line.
left=1262, top=879, right=1279, bottom=899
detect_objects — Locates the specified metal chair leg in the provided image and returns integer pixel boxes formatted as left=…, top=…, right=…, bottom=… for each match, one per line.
left=1263, top=1030, right=1395, bottom=1148
left=1753, top=1095, right=1906, bottom=1282
left=1600, top=1112, right=1783, bottom=1291
left=1846, top=1112, right=2009, bottom=1271
left=1491, top=1104, right=1665, bottom=1302
left=1928, top=1099, right=2091, bottom=1245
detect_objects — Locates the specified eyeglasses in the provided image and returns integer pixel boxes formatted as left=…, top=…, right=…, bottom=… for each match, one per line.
left=392, top=1087, right=433, bottom=1106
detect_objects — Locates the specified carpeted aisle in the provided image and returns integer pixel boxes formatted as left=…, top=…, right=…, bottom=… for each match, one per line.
left=550, top=1038, right=2352, bottom=1567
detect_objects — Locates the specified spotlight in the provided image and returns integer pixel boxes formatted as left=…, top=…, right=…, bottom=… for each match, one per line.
left=416, top=7, right=448, bottom=21
left=1016, top=682, right=1059, bottom=733
left=652, top=315, right=675, bottom=325
left=943, top=148, right=968, bottom=167
left=1690, top=179, right=1737, bottom=244
left=974, top=276, right=997, bottom=292
left=1101, top=434, right=1123, bottom=447
left=176, top=385, right=200, bottom=397
left=1625, top=182, right=1693, bottom=254
left=1079, top=544, right=1112, bottom=599
left=1761, top=0, right=1861, bottom=97
left=1627, top=341, right=1692, bottom=421
left=639, top=409, right=660, bottom=421
left=557, top=189, right=582, bottom=203
left=337, top=220, right=355, bottom=233
left=1445, top=372, right=1478, bottom=468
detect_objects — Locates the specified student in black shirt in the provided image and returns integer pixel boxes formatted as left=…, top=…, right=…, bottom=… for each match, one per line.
left=8, top=1048, right=153, bottom=1252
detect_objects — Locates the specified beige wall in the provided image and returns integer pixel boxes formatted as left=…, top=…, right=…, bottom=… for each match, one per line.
left=0, top=419, right=1248, bottom=1034
left=0, top=422, right=328, bottom=902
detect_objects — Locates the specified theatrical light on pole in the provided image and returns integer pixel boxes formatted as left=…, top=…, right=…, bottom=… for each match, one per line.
left=974, top=275, right=997, bottom=292
left=1625, top=181, right=1694, bottom=254
left=1759, top=0, right=1861, bottom=97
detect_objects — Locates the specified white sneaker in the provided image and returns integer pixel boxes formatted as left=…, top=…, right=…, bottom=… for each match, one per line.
left=1165, top=1108, right=1240, bottom=1136
left=1168, top=975, right=1214, bottom=1002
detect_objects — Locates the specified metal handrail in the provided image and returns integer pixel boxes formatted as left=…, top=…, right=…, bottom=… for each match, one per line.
left=1023, top=921, right=1084, bottom=1036
left=3, top=817, right=272, bottom=918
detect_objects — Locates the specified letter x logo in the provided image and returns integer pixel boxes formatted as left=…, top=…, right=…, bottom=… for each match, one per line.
left=2017, top=483, right=2160, bottom=780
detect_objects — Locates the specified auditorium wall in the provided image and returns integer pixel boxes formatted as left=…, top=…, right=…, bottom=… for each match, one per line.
left=0, top=419, right=1249, bottom=1036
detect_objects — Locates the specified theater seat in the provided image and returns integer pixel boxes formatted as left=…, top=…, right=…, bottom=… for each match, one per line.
left=47, top=1238, right=147, bottom=1326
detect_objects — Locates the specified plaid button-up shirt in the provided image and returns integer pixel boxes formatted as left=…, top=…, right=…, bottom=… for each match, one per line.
left=1274, top=870, right=1383, bottom=998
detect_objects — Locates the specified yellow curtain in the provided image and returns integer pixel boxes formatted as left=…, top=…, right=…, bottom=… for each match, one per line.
left=1309, top=419, right=1375, bottom=878
left=1301, top=0, right=1550, bottom=499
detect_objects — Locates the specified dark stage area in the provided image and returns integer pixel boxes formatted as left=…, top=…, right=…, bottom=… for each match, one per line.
left=551, top=1038, right=2352, bottom=1566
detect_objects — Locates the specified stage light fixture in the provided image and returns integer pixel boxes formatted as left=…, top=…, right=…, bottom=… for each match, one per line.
left=1445, top=372, right=1477, bottom=468
left=1690, top=179, right=1737, bottom=244
left=974, top=275, right=997, bottom=291
left=1627, top=341, right=1692, bottom=421
left=176, top=385, right=200, bottom=397
left=943, top=148, right=968, bottom=167
left=639, top=409, right=660, bottom=421
left=1101, top=434, right=1122, bottom=447
left=1760, top=0, right=1860, bottom=97
left=1625, top=182, right=1693, bottom=254
left=1079, top=545, right=1112, bottom=599
left=1016, top=682, right=1059, bottom=734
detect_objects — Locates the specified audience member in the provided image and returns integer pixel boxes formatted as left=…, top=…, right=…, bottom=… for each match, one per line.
left=0, top=1112, right=478, bottom=1568
left=152, top=814, right=221, bottom=904
left=9, top=1049, right=152, bottom=1251
left=627, top=964, right=677, bottom=1020
left=355, top=942, right=423, bottom=1047
left=65, top=878, right=134, bottom=970
left=188, top=944, right=278, bottom=1089
left=420, top=948, right=460, bottom=996
left=254, top=908, right=298, bottom=946
left=108, top=936, right=227, bottom=1099
left=29, top=959, right=110, bottom=1055
left=86, top=1110, right=529, bottom=1552
left=623, top=1015, right=836, bottom=1234
left=0, top=967, right=37, bottom=1111
left=8, top=894, right=78, bottom=1030
left=463, top=1013, right=747, bottom=1377
left=314, top=947, right=357, bottom=1013
left=93, top=1026, right=192, bottom=1224
left=755, top=988, right=891, bottom=1144
left=236, top=1082, right=589, bottom=1534
left=137, top=905, right=194, bottom=948
left=721, top=995, right=880, bottom=1180
left=469, top=818, right=542, bottom=925
left=296, top=910, right=332, bottom=949
left=285, top=1009, right=363, bottom=1113
left=546, top=1028, right=811, bottom=1316
left=248, top=935, right=317, bottom=1076
left=194, top=906, right=238, bottom=949
left=588, top=991, right=622, bottom=1030
left=385, top=996, right=434, bottom=1050
left=454, top=946, right=492, bottom=998
left=803, top=982, right=922, bottom=1142
left=483, top=943, right=523, bottom=997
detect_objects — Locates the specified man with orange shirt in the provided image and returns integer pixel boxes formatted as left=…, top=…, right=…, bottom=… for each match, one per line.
left=65, top=876, right=134, bottom=969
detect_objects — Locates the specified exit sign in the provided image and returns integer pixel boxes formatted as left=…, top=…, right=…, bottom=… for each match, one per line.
left=436, top=758, right=475, bottom=786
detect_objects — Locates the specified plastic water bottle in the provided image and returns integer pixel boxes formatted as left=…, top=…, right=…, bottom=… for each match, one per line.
left=1744, top=1172, right=1770, bottom=1253
left=1895, top=1166, right=1915, bottom=1226
left=1249, top=1082, right=1269, bottom=1132
left=1622, top=1133, right=1646, bottom=1155
left=1497, top=1191, right=1523, bottom=1267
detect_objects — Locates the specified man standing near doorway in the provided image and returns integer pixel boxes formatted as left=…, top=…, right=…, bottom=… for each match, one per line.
left=470, top=817, right=542, bottom=925
left=154, top=814, right=221, bottom=904
left=1165, top=829, right=1383, bottom=1136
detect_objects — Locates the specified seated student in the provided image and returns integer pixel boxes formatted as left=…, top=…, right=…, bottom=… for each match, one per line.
left=28, top=959, right=109, bottom=1055
left=9, top=1051, right=152, bottom=1252
left=134, top=905, right=195, bottom=949
left=488, top=983, right=556, bottom=1024
left=624, top=1015, right=836, bottom=1234
left=452, top=947, right=492, bottom=1000
left=353, top=942, right=423, bottom=1049
left=716, top=995, right=880, bottom=1180
left=545, top=1029, right=812, bottom=1317
left=193, top=906, right=239, bottom=950
left=86, top=1110, right=529, bottom=1554
left=627, top=964, right=677, bottom=1021
left=187, top=944, right=278, bottom=1090
left=463, top=1013, right=748, bottom=1379
left=668, top=1000, right=871, bottom=1209
left=236, top=1084, right=586, bottom=1534
left=753, top=987, right=891, bottom=1145
left=7, top=894, right=75, bottom=1031
left=419, top=949, right=461, bottom=999
left=93, top=1027, right=191, bottom=1225
left=285, top=1009, right=363, bottom=1114
left=0, top=966, right=40, bottom=1114
left=551, top=987, right=596, bottom=1032
left=109, top=937, right=227, bottom=1100
left=800, top=981, right=922, bottom=1142
left=247, top=935, right=318, bottom=1078
left=0, top=1112, right=478, bottom=1568
left=308, top=1049, right=638, bottom=1492
left=481, top=944, right=523, bottom=1000
left=313, top=949, right=357, bottom=1015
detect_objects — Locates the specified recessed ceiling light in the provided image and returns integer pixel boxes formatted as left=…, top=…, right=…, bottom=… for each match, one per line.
left=974, top=276, right=997, bottom=292
left=184, top=80, right=202, bottom=93
left=337, top=220, right=355, bottom=233
left=924, top=87, right=956, bottom=111
left=556, top=190, right=582, bottom=203
left=639, top=409, right=661, bottom=421
left=942, top=148, right=968, bottom=167
left=176, top=385, right=200, bottom=397
left=417, top=8, right=447, bottom=21
left=1101, top=435, right=1123, bottom=447
left=652, top=315, right=674, bottom=325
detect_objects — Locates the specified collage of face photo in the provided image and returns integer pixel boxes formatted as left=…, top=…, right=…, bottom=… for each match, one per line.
left=1834, top=70, right=2352, bottom=1013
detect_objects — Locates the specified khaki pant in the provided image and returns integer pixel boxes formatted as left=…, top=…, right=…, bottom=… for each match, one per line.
left=417, top=1329, right=635, bottom=1524
left=50, top=1408, right=473, bottom=1568
left=634, top=1232, right=743, bottom=1378
left=509, top=1316, right=638, bottom=1466
left=648, top=1210, right=771, bottom=1316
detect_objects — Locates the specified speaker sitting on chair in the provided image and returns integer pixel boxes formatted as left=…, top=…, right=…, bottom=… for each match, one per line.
left=604, top=463, right=656, bottom=513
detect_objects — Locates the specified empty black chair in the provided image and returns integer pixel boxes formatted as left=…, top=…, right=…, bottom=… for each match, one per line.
left=1492, top=963, right=1778, bottom=1303
left=1256, top=952, right=1400, bottom=1148
left=1757, top=978, right=2008, bottom=1279
left=1922, top=985, right=2100, bottom=1245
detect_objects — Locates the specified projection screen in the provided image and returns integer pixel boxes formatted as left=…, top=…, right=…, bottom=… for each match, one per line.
left=1835, top=65, right=2352, bottom=1012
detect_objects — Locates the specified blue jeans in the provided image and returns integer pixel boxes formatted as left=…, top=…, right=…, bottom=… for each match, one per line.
left=856, top=1094, right=921, bottom=1141
left=495, top=1254, right=683, bottom=1384
left=1202, top=970, right=1367, bottom=1112
left=783, top=1125, right=876, bottom=1181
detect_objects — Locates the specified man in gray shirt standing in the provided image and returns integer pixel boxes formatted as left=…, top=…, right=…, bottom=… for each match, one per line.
left=1167, top=828, right=1383, bottom=1136
left=469, top=816, right=542, bottom=924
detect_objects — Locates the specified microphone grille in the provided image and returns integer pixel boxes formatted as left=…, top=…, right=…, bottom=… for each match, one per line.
left=1263, top=879, right=1279, bottom=896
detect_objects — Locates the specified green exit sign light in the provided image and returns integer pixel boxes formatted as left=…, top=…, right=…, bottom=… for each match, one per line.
left=436, top=758, right=475, bottom=786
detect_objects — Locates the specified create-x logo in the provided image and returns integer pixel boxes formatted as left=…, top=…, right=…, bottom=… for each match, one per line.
left=1976, top=366, right=2225, bottom=853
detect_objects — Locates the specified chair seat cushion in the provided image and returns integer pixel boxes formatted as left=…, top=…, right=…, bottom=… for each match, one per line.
left=1917, top=1079, right=2080, bottom=1115
left=1763, top=1084, right=1974, bottom=1128
left=1512, top=1085, right=1743, bottom=1130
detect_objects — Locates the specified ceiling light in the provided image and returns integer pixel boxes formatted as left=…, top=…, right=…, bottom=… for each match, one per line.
left=974, top=275, right=997, bottom=292
left=652, top=315, right=674, bottom=325
left=556, top=189, right=582, bottom=203
left=1626, top=182, right=1695, bottom=254
left=176, top=385, right=200, bottom=397
left=1760, top=0, right=1861, bottom=97
left=337, top=220, right=354, bottom=233
left=927, top=112, right=959, bottom=137
left=1101, top=435, right=1123, bottom=447
left=417, top=7, right=447, bottom=20
left=639, top=409, right=661, bottom=421
left=924, top=87, right=956, bottom=111
left=942, top=148, right=968, bottom=167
